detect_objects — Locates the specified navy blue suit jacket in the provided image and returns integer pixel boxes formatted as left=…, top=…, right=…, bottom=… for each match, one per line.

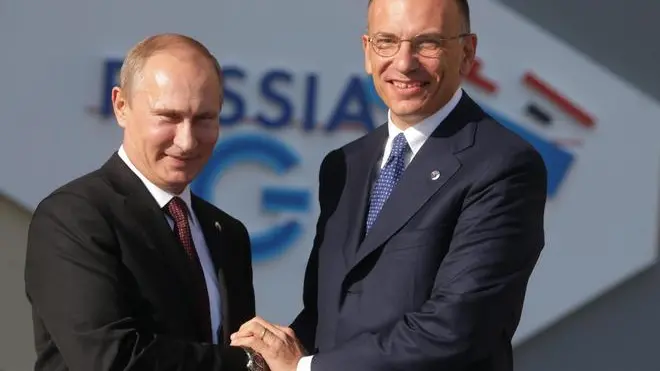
left=291, top=93, right=547, bottom=371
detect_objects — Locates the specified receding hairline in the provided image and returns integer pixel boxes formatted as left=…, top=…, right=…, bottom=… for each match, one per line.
left=367, top=0, right=471, bottom=32
left=118, top=33, right=222, bottom=98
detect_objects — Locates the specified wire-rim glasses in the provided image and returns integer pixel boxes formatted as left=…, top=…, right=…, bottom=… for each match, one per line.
left=367, top=32, right=473, bottom=58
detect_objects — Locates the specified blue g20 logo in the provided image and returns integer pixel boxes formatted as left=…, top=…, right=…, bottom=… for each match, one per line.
left=192, top=134, right=311, bottom=262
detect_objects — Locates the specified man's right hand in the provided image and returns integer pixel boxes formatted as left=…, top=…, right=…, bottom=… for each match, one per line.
left=231, top=317, right=307, bottom=371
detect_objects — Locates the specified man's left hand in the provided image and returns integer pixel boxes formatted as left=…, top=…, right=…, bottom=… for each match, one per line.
left=230, top=316, right=307, bottom=371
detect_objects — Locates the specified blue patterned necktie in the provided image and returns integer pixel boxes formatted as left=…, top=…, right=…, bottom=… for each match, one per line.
left=366, top=133, right=410, bottom=233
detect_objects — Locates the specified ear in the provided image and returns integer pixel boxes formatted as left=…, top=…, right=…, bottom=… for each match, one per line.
left=112, top=86, right=129, bottom=128
left=362, top=34, right=373, bottom=75
left=459, top=34, right=477, bottom=76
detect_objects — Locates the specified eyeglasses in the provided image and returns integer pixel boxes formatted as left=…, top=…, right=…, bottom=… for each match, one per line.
left=367, top=32, right=473, bottom=58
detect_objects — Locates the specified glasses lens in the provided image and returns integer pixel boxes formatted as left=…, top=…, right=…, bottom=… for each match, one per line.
left=371, top=36, right=398, bottom=57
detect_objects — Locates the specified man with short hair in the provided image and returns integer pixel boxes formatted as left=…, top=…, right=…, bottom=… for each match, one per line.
left=231, top=0, right=548, bottom=370
left=25, top=33, right=261, bottom=370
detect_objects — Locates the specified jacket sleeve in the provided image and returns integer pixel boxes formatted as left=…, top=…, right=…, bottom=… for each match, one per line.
left=291, top=149, right=345, bottom=353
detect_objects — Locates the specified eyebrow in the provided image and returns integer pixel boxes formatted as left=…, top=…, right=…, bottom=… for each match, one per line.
left=373, top=31, right=447, bottom=38
left=151, top=108, right=217, bottom=120
left=152, top=108, right=181, bottom=115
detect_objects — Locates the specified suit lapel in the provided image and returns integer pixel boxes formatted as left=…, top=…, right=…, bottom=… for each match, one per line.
left=191, top=196, right=232, bottom=345
left=102, top=154, right=204, bottom=335
left=123, top=193, right=200, bottom=298
left=341, top=126, right=389, bottom=265
left=353, top=137, right=461, bottom=266
left=349, top=94, right=482, bottom=271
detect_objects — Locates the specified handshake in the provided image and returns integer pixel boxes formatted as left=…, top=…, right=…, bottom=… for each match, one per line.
left=231, top=316, right=308, bottom=371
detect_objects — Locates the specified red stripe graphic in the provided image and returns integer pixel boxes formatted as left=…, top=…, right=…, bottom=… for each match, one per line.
left=523, top=71, right=596, bottom=128
left=466, top=59, right=498, bottom=94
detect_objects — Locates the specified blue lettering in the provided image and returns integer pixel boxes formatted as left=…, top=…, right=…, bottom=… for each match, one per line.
left=195, top=66, right=376, bottom=132
left=257, top=70, right=293, bottom=129
left=303, top=74, right=318, bottom=131
left=221, top=67, right=246, bottom=126
left=101, top=59, right=123, bottom=117
left=326, top=75, right=375, bottom=132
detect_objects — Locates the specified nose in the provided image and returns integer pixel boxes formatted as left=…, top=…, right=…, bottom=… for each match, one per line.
left=173, top=120, right=197, bottom=152
left=392, top=41, right=420, bottom=73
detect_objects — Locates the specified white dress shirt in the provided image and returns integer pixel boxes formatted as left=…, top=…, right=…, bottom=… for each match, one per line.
left=118, top=146, right=222, bottom=344
left=380, top=87, right=463, bottom=169
left=296, top=87, right=463, bottom=371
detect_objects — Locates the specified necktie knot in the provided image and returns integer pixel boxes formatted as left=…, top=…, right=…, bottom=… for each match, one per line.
left=165, top=196, right=189, bottom=223
left=388, top=133, right=410, bottom=164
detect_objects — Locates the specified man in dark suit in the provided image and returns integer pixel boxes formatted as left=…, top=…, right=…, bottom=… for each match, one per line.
left=24, top=34, right=261, bottom=370
left=230, top=0, right=547, bottom=370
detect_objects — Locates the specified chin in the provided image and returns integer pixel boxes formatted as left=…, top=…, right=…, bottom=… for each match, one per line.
left=390, top=103, right=427, bottom=118
left=161, top=172, right=194, bottom=190
left=172, top=173, right=195, bottom=185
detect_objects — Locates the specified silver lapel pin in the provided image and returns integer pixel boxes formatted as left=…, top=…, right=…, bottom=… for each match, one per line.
left=214, top=221, right=222, bottom=232
left=430, top=170, right=441, bottom=180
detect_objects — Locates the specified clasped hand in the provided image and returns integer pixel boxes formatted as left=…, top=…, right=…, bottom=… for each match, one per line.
left=230, top=316, right=307, bottom=371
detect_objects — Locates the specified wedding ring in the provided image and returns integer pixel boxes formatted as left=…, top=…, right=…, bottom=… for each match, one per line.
left=260, top=327, right=267, bottom=340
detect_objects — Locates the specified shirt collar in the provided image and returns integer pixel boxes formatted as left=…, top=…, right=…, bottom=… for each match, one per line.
left=117, top=145, right=194, bottom=222
left=385, top=87, right=463, bottom=156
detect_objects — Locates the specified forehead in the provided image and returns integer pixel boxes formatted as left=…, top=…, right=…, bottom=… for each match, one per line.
left=368, top=0, right=462, bottom=35
left=133, top=51, right=222, bottom=109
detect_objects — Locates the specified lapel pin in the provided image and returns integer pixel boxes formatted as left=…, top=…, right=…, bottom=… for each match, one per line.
left=214, top=221, right=222, bottom=232
left=430, top=170, right=441, bottom=180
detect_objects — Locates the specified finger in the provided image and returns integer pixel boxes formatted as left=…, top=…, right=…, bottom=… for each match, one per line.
left=236, top=316, right=286, bottom=344
left=230, top=330, right=253, bottom=341
left=232, top=319, right=258, bottom=339
left=237, top=317, right=260, bottom=333
left=250, top=316, right=287, bottom=342
left=232, top=318, right=283, bottom=353
left=230, top=327, right=252, bottom=341
left=231, top=336, right=268, bottom=355
left=233, top=319, right=266, bottom=340
left=275, top=325, right=296, bottom=338
left=229, top=333, right=254, bottom=346
left=232, top=316, right=288, bottom=353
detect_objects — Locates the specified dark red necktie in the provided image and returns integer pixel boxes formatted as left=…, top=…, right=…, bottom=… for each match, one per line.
left=164, top=196, right=212, bottom=343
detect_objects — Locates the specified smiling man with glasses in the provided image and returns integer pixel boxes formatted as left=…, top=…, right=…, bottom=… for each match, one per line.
left=231, top=1, right=548, bottom=370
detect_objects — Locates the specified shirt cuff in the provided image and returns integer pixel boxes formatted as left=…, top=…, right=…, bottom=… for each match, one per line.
left=296, top=355, right=313, bottom=371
